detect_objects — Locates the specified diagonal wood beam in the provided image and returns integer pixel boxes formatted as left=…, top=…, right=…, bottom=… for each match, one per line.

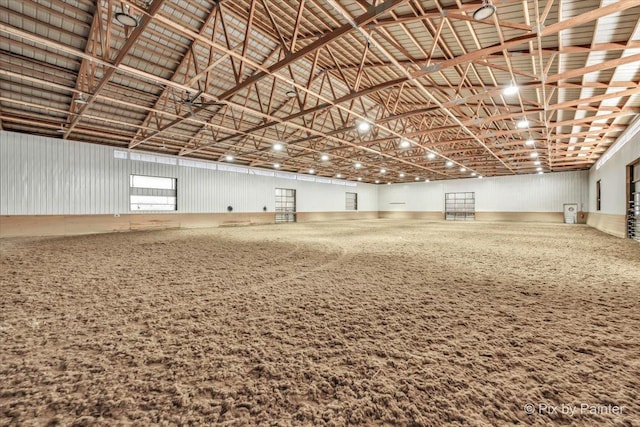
left=128, top=2, right=220, bottom=147
left=64, top=0, right=167, bottom=137
left=128, top=0, right=409, bottom=149
left=410, top=0, right=639, bottom=78
left=216, top=0, right=408, bottom=101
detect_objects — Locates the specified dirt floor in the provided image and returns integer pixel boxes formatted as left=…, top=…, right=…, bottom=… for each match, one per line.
left=1, top=220, right=639, bottom=426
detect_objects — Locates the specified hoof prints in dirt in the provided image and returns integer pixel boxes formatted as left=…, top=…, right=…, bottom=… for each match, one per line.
left=1, top=221, right=639, bottom=426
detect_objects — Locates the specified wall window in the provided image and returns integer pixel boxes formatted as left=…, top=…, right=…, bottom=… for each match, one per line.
left=130, top=175, right=177, bottom=211
left=346, top=192, right=358, bottom=211
left=596, top=179, right=601, bottom=211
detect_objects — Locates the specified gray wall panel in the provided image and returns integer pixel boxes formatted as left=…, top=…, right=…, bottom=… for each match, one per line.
left=378, top=171, right=589, bottom=212
left=0, top=131, right=378, bottom=215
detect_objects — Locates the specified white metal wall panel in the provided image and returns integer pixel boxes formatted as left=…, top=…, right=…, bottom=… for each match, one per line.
left=0, top=131, right=378, bottom=215
left=378, top=171, right=589, bottom=213
left=589, top=132, right=640, bottom=215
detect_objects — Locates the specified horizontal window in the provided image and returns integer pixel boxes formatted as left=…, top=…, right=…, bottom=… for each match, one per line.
left=130, top=195, right=176, bottom=205
left=130, top=175, right=176, bottom=190
left=130, top=203, right=177, bottom=211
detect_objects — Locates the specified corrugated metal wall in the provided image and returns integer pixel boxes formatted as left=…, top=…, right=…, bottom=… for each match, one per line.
left=378, top=170, right=589, bottom=212
left=0, top=131, right=378, bottom=215
left=588, top=131, right=640, bottom=215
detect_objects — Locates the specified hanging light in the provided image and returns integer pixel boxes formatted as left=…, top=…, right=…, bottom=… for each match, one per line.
left=115, top=5, right=138, bottom=27
left=272, top=142, right=284, bottom=151
left=354, top=162, right=362, bottom=169
left=425, top=179, right=430, bottom=182
left=285, top=89, right=297, bottom=98
left=74, top=93, right=88, bottom=104
left=56, top=124, right=66, bottom=133
left=308, top=169, right=315, bottom=174
left=357, top=177, right=362, bottom=181
left=415, top=177, right=420, bottom=181
left=399, top=139, right=411, bottom=148
left=446, top=161, right=454, bottom=167
left=399, top=173, right=405, bottom=178
left=525, top=138, right=535, bottom=146
left=356, top=120, right=371, bottom=133
left=273, top=163, right=281, bottom=169
left=473, top=0, right=497, bottom=20
left=517, top=119, right=529, bottom=129
left=503, top=84, right=519, bottom=96
left=225, top=154, right=234, bottom=161
left=427, top=152, right=436, bottom=160
left=380, top=168, right=386, bottom=174
left=531, top=152, right=539, bottom=158
left=460, top=167, right=467, bottom=172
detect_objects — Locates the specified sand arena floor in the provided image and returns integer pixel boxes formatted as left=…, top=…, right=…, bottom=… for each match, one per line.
left=1, top=220, right=639, bottom=426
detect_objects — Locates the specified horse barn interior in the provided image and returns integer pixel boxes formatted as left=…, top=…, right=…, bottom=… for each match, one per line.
left=1, top=0, right=640, bottom=425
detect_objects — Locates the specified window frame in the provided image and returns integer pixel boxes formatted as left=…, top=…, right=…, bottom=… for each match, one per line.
left=129, top=174, right=178, bottom=212
left=346, top=192, right=358, bottom=211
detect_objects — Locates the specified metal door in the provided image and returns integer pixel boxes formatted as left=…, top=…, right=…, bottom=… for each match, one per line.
left=275, top=188, right=296, bottom=223
left=445, top=192, right=475, bottom=221
left=563, top=203, right=578, bottom=224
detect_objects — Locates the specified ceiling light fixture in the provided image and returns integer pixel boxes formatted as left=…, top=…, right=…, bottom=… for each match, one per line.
left=460, top=167, right=467, bottom=172
left=273, top=163, right=281, bottom=169
left=225, top=154, right=234, bottom=161
left=336, top=173, right=342, bottom=178
left=415, top=177, right=420, bottom=181
left=272, top=142, right=284, bottom=151
left=471, top=172, right=477, bottom=177
left=56, top=124, right=65, bottom=133
left=538, top=171, right=544, bottom=175
left=375, top=180, right=380, bottom=184
left=356, top=120, right=371, bottom=133
left=525, top=139, right=535, bottom=146
left=285, top=89, right=297, bottom=98
left=425, top=179, right=430, bottom=182
left=358, top=177, right=362, bottom=181
left=380, top=168, right=386, bottom=174
left=320, top=154, right=329, bottom=161
left=534, top=160, right=541, bottom=165
left=115, top=6, right=138, bottom=27
left=74, top=93, right=88, bottom=104
left=517, top=119, right=529, bottom=129
left=427, top=152, right=436, bottom=160
left=446, top=161, right=454, bottom=167
left=478, top=176, right=483, bottom=179
left=503, top=84, right=519, bottom=96
left=354, top=162, right=362, bottom=169
left=531, top=152, right=539, bottom=158
left=399, top=139, right=411, bottom=148
left=308, top=169, right=315, bottom=174
left=473, top=0, right=497, bottom=20
left=399, top=173, right=405, bottom=178
left=536, top=167, right=542, bottom=171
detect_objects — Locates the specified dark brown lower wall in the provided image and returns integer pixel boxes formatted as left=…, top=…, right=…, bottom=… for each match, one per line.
left=379, top=211, right=588, bottom=223
left=0, top=211, right=379, bottom=238
left=587, top=212, right=626, bottom=238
